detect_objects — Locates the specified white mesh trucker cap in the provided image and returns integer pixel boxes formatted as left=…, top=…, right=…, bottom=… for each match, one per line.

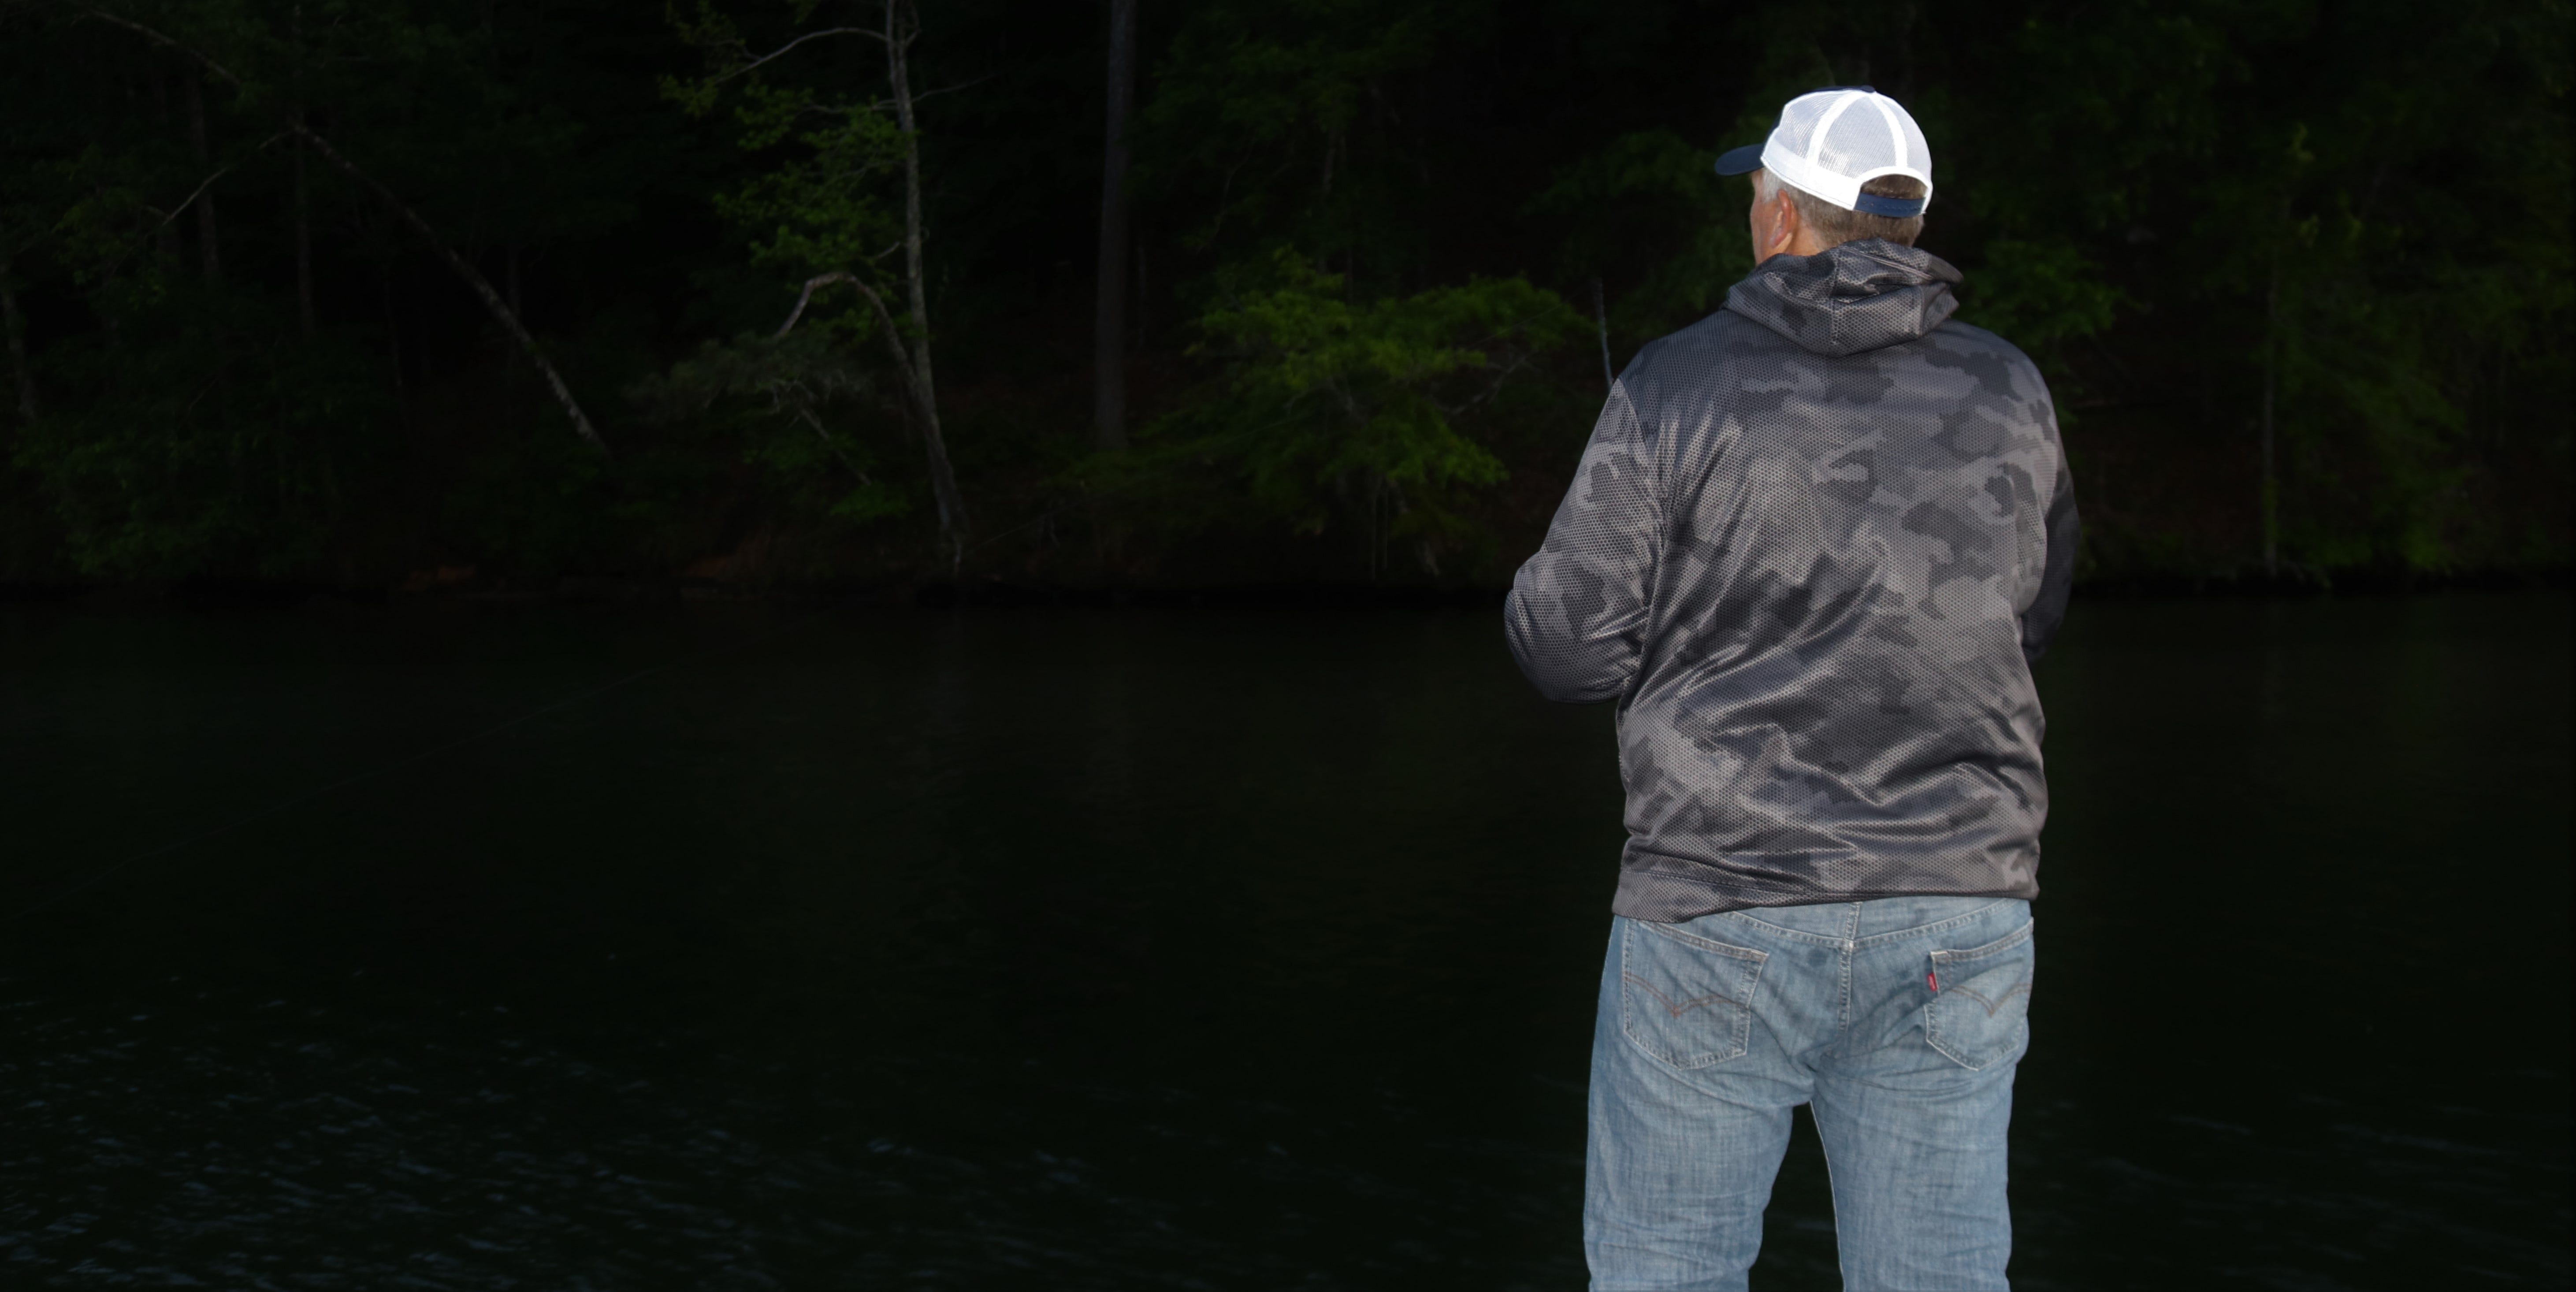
left=1714, top=87, right=1933, bottom=218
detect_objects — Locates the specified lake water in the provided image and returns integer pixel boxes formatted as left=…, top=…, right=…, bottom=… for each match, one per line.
left=1, top=591, right=2566, bottom=1289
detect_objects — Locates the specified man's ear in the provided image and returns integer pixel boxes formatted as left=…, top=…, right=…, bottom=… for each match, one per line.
left=1751, top=185, right=1784, bottom=260
left=1766, top=187, right=1801, bottom=256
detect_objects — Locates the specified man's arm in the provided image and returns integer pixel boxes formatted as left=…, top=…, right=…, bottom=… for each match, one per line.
left=2019, top=460, right=2080, bottom=665
left=1506, top=382, right=1661, bottom=703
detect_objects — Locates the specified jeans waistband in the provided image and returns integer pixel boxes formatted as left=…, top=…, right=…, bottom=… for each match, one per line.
left=1717, top=895, right=2022, bottom=947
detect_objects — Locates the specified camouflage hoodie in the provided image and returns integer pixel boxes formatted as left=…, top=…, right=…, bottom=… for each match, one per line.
left=1506, top=239, right=2078, bottom=921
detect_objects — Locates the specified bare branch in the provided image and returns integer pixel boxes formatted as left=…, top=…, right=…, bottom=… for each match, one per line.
left=146, top=131, right=290, bottom=230
left=774, top=271, right=921, bottom=405
left=1441, top=350, right=1535, bottom=418
left=703, top=25, right=883, bottom=89
left=773, top=271, right=855, bottom=340
left=294, top=126, right=607, bottom=451
left=792, top=405, right=876, bottom=486
left=150, top=165, right=237, bottom=229
left=82, top=7, right=243, bottom=82
left=83, top=6, right=609, bottom=453
left=908, top=74, right=992, bottom=107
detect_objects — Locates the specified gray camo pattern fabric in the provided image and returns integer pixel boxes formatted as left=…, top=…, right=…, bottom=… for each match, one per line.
left=1506, top=239, right=2079, bottom=922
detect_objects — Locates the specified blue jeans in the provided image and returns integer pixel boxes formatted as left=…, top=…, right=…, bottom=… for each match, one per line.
left=1585, top=896, right=2033, bottom=1291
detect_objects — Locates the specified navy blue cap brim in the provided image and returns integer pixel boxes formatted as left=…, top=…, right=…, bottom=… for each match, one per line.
left=1851, top=191, right=1928, bottom=218
left=1713, top=144, right=1765, bottom=176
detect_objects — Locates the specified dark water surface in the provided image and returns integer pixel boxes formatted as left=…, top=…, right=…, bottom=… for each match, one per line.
left=2, top=592, right=2566, bottom=1289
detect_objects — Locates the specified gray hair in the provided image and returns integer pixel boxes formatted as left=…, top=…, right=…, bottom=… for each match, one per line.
left=1757, top=169, right=1928, bottom=249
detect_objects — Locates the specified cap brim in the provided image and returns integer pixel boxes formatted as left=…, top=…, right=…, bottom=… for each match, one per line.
left=1851, top=191, right=1927, bottom=218
left=1713, top=144, right=1765, bottom=176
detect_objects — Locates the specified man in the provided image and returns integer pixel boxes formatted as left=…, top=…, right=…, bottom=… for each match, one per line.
left=1506, top=88, right=2078, bottom=1291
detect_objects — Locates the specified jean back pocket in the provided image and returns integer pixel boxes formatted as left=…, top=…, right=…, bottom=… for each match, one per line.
left=1924, top=917, right=2035, bottom=1071
left=1619, top=919, right=1766, bottom=1069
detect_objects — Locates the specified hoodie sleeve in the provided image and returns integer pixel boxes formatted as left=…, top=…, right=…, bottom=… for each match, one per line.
left=2019, top=454, right=2080, bottom=665
left=1506, top=382, right=1661, bottom=703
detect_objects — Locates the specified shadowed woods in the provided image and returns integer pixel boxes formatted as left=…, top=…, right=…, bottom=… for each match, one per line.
left=0, top=0, right=2565, bottom=594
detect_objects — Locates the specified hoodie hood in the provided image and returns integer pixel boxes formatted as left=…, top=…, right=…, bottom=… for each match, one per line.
left=1722, top=239, right=1962, bottom=358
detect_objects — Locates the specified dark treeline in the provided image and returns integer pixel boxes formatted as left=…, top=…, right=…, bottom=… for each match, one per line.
left=0, top=0, right=2565, bottom=592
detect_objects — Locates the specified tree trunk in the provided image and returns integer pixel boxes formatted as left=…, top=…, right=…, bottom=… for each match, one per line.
left=381, top=267, right=403, bottom=395
left=1, top=261, right=36, bottom=424
left=147, top=64, right=178, bottom=267
left=2260, top=258, right=2279, bottom=577
left=184, top=72, right=221, bottom=283
left=883, top=0, right=967, bottom=568
left=295, top=123, right=605, bottom=450
left=1092, top=0, right=1137, bottom=452
left=293, top=7, right=312, bottom=337
left=293, top=128, right=314, bottom=337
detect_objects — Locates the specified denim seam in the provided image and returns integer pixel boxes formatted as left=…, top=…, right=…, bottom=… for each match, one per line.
left=1640, top=920, right=1770, bottom=962
left=1708, top=913, right=1852, bottom=950
left=1809, top=1097, right=1850, bottom=1266
left=1930, top=917, right=2036, bottom=962
left=1835, top=938, right=1855, bottom=1050
left=1719, top=899, right=2011, bottom=950
left=1819, top=1068, right=2015, bottom=1096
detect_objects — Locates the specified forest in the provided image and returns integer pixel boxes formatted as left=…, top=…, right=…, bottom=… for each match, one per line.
left=0, top=0, right=2565, bottom=594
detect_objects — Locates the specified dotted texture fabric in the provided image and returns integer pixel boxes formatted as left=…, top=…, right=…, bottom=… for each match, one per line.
left=1506, top=240, right=2079, bottom=923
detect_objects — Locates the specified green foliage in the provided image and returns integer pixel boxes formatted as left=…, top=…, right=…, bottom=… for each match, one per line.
left=0, top=0, right=2561, bottom=587
left=1958, top=240, right=2121, bottom=351
left=438, top=420, right=615, bottom=579
left=1529, top=129, right=1750, bottom=348
left=1123, top=250, right=1582, bottom=563
left=2157, top=1, right=2571, bottom=572
left=655, top=3, right=937, bottom=546
left=1136, top=0, right=1453, bottom=285
left=0, top=0, right=691, bottom=580
left=10, top=284, right=393, bottom=579
left=630, top=331, right=911, bottom=529
left=701, top=82, right=907, bottom=284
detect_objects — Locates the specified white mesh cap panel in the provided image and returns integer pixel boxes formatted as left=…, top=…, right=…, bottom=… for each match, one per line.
left=1755, top=89, right=1934, bottom=213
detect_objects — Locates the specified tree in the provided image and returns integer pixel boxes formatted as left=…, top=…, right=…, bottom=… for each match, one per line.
left=85, top=4, right=610, bottom=453
left=0, top=0, right=2558, bottom=587
left=1125, top=249, right=1583, bottom=576
left=671, top=0, right=968, bottom=570
left=1092, top=0, right=1137, bottom=452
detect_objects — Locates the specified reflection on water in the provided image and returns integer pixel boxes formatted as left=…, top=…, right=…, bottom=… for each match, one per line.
left=1, top=593, right=2566, bottom=1289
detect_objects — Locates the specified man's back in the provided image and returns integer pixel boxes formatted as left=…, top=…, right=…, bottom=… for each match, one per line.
left=1506, top=238, right=2079, bottom=921
left=1552, top=91, right=2071, bottom=1291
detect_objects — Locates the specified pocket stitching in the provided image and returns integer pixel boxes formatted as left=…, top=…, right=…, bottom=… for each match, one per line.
left=1619, top=922, right=1763, bottom=1070
left=1931, top=917, right=2034, bottom=965
left=1620, top=970, right=1746, bottom=1018
left=1925, top=919, right=2035, bottom=1071
left=1641, top=919, right=1769, bottom=962
left=1944, top=979, right=2032, bottom=1018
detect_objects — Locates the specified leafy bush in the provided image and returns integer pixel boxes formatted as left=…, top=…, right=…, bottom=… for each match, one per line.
left=1108, top=250, right=1583, bottom=573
